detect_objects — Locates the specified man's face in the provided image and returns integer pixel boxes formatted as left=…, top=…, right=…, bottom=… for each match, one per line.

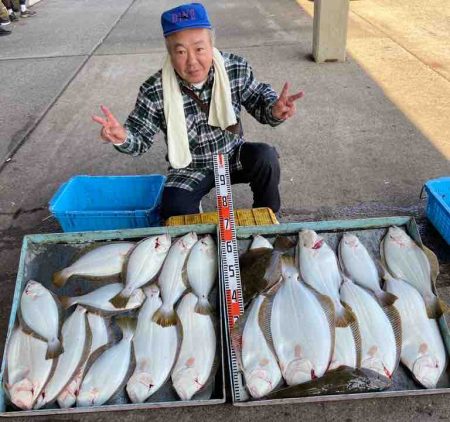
left=166, top=28, right=213, bottom=84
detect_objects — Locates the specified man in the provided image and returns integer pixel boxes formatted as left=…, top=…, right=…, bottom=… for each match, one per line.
left=93, top=3, right=303, bottom=220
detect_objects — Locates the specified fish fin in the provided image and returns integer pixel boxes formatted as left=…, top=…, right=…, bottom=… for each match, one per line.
left=335, top=302, right=356, bottom=328
left=81, top=311, right=93, bottom=363
left=343, top=301, right=362, bottom=368
left=181, top=260, right=190, bottom=289
left=384, top=305, right=402, bottom=370
left=82, top=342, right=112, bottom=380
left=121, top=241, right=137, bottom=283
left=46, top=337, right=64, bottom=360
left=230, top=314, right=246, bottom=371
left=294, top=235, right=306, bottom=271
left=264, top=252, right=284, bottom=287
left=422, top=245, right=440, bottom=284
left=379, top=236, right=388, bottom=270
left=439, top=298, right=450, bottom=315
left=273, top=236, right=296, bottom=252
left=175, top=311, right=184, bottom=357
left=337, top=238, right=347, bottom=275
left=256, top=295, right=274, bottom=344
left=378, top=260, right=392, bottom=282
left=109, top=291, right=130, bottom=309
left=52, top=269, right=69, bottom=288
left=59, top=296, right=75, bottom=310
left=315, top=293, right=336, bottom=362
left=195, top=297, right=213, bottom=315
left=424, top=295, right=449, bottom=319
left=116, top=316, right=137, bottom=339
left=262, top=274, right=284, bottom=298
left=152, top=305, right=178, bottom=327
left=374, top=290, right=398, bottom=307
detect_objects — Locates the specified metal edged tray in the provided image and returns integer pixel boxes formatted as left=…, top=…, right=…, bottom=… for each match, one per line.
left=0, top=224, right=225, bottom=417
left=226, top=216, right=450, bottom=406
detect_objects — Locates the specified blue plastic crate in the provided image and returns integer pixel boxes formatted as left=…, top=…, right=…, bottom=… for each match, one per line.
left=49, top=175, right=166, bottom=232
left=424, top=176, right=450, bottom=245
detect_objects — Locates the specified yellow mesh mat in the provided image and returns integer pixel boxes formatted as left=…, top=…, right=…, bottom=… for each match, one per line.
left=165, top=207, right=278, bottom=226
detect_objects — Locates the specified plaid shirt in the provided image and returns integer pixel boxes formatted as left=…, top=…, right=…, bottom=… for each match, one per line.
left=115, top=51, right=283, bottom=191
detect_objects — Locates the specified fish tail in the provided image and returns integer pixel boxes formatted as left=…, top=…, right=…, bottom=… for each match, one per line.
left=375, top=290, right=398, bottom=307
left=425, top=295, right=450, bottom=319
left=46, top=337, right=64, bottom=360
left=116, top=316, right=137, bottom=339
left=52, top=269, right=70, bottom=288
left=335, top=303, right=356, bottom=328
left=195, top=297, right=212, bottom=315
left=152, top=305, right=178, bottom=327
left=109, top=291, right=130, bottom=309
left=439, top=298, right=450, bottom=315
left=59, top=296, right=74, bottom=310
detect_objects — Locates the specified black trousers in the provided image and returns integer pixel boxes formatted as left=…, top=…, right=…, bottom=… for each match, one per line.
left=160, top=142, right=280, bottom=220
left=2, top=0, right=25, bottom=9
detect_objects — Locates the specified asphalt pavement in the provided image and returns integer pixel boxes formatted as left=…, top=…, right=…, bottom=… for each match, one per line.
left=0, top=0, right=449, bottom=420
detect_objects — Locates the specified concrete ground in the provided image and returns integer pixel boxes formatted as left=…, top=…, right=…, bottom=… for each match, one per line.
left=0, top=0, right=449, bottom=420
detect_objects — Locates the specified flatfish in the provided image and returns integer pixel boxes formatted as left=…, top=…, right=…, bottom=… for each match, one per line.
left=57, top=313, right=111, bottom=408
left=172, top=293, right=216, bottom=400
left=270, top=257, right=334, bottom=385
left=20, top=280, right=63, bottom=359
left=339, top=233, right=396, bottom=306
left=77, top=317, right=136, bottom=407
left=385, top=274, right=447, bottom=388
left=187, top=235, right=217, bottom=315
left=4, top=328, right=55, bottom=410
left=153, top=232, right=198, bottom=327
left=127, top=285, right=178, bottom=403
left=232, top=295, right=282, bottom=398
left=60, top=283, right=145, bottom=315
left=110, top=234, right=171, bottom=308
left=381, top=226, right=446, bottom=318
left=53, top=242, right=135, bottom=287
left=297, top=230, right=354, bottom=327
left=34, top=306, right=91, bottom=409
left=340, top=276, right=401, bottom=379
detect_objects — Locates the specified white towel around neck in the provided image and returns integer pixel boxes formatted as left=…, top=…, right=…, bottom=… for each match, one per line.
left=162, top=47, right=237, bottom=169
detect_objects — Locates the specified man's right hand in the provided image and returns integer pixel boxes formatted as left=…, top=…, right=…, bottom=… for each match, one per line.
left=92, top=105, right=127, bottom=145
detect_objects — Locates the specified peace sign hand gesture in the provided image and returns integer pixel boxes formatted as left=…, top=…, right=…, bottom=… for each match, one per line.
left=272, top=82, right=304, bottom=121
left=91, top=105, right=127, bottom=145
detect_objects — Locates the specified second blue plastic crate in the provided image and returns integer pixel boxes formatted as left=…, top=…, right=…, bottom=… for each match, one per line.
left=49, top=175, right=166, bottom=232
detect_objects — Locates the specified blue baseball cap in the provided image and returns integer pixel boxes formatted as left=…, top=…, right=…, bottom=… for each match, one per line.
left=161, top=3, right=212, bottom=37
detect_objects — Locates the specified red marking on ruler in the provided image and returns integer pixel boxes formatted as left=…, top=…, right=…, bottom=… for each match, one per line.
left=225, top=290, right=241, bottom=329
left=218, top=205, right=232, bottom=241
left=218, top=154, right=224, bottom=167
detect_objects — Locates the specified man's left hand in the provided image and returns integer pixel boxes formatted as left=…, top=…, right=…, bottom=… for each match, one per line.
left=272, top=82, right=304, bottom=121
